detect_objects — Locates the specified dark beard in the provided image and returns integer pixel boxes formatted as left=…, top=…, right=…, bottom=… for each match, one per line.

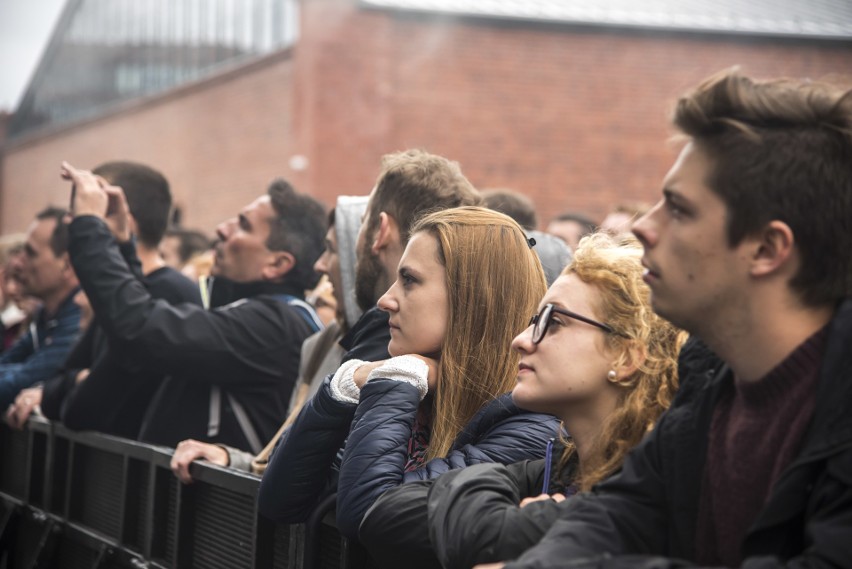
left=355, top=241, right=385, bottom=312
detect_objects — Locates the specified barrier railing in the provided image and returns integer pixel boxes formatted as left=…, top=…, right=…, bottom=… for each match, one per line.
left=0, top=418, right=368, bottom=569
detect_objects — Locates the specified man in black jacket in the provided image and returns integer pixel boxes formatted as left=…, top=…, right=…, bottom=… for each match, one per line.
left=7, top=161, right=202, bottom=439
left=482, top=71, right=852, bottom=568
left=61, top=162, right=326, bottom=452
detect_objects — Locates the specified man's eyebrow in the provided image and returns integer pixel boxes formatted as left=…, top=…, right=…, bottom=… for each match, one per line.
left=663, top=188, right=692, bottom=206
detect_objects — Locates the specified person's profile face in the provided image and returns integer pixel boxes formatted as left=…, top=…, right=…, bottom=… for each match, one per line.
left=17, top=218, right=67, bottom=301
left=212, top=196, right=276, bottom=283
left=376, top=232, right=448, bottom=358
left=631, top=142, right=751, bottom=334
left=511, top=274, right=618, bottom=419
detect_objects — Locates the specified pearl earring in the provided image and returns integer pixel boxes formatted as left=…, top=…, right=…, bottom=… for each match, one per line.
left=607, top=370, right=617, bottom=381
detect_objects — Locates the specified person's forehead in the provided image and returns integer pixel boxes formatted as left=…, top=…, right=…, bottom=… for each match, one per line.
left=27, top=218, right=56, bottom=248
left=401, top=232, right=439, bottom=264
left=540, top=274, right=597, bottom=313
left=243, top=195, right=275, bottom=223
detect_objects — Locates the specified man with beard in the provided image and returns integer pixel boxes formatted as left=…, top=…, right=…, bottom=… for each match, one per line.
left=339, top=149, right=483, bottom=363
left=258, top=149, right=483, bottom=523
left=61, top=162, right=326, bottom=452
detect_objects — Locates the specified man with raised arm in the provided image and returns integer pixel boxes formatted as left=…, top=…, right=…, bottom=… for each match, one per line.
left=62, top=163, right=326, bottom=452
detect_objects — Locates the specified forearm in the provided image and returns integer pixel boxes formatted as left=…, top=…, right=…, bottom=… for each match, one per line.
left=336, top=379, right=421, bottom=538
left=257, top=380, right=355, bottom=523
left=429, top=463, right=558, bottom=569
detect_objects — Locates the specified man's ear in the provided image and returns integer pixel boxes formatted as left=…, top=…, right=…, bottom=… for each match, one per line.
left=263, top=251, right=295, bottom=281
left=750, top=220, right=795, bottom=278
left=60, top=253, right=79, bottom=284
left=371, top=212, right=400, bottom=254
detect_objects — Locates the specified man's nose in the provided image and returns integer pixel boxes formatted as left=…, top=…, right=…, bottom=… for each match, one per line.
left=216, top=219, right=235, bottom=241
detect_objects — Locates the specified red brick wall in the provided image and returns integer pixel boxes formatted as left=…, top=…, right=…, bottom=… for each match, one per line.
left=1, top=0, right=850, bottom=234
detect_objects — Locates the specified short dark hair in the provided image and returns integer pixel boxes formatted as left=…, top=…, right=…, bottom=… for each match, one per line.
left=35, top=206, right=70, bottom=256
left=482, top=188, right=538, bottom=231
left=367, top=150, right=482, bottom=246
left=164, top=228, right=211, bottom=264
left=674, top=68, right=852, bottom=306
left=553, top=211, right=597, bottom=233
left=93, top=161, right=172, bottom=248
left=266, top=179, right=327, bottom=290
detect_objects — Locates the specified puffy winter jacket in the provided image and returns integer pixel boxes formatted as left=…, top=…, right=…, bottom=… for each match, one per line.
left=336, top=379, right=560, bottom=538
left=257, top=376, right=560, bottom=538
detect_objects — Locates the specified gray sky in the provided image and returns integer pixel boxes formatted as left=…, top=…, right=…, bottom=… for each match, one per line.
left=0, top=0, right=67, bottom=111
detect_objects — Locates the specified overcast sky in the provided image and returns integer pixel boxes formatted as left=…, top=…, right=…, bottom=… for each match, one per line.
left=0, top=0, right=67, bottom=111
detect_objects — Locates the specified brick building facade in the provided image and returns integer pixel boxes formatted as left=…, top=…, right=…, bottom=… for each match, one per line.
left=1, top=0, right=850, bottom=234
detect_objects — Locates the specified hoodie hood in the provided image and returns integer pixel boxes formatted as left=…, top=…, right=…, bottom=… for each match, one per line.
left=527, top=230, right=572, bottom=286
left=335, top=195, right=369, bottom=329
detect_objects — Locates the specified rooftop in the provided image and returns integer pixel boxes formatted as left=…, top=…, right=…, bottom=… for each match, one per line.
left=361, top=0, right=852, bottom=40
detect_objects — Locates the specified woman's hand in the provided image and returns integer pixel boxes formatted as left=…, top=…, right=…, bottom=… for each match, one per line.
left=170, top=439, right=230, bottom=484
left=353, top=360, right=386, bottom=389
left=519, top=492, right=566, bottom=508
left=410, top=355, right=439, bottom=391
left=353, top=355, right=440, bottom=391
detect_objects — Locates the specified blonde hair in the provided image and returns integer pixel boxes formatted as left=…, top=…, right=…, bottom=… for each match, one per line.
left=561, top=232, right=686, bottom=490
left=411, top=207, right=547, bottom=459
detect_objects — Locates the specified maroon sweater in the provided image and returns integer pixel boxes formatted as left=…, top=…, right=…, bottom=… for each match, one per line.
left=695, top=327, right=828, bottom=567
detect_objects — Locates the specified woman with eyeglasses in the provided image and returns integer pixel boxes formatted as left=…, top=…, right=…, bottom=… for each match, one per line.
left=358, top=232, right=687, bottom=569
left=258, top=207, right=562, bottom=537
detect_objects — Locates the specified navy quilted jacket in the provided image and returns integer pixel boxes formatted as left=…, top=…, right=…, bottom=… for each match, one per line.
left=257, top=376, right=560, bottom=537
left=336, top=378, right=560, bottom=538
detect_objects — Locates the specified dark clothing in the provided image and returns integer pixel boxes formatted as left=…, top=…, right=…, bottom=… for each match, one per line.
left=696, top=327, right=827, bottom=566
left=337, top=385, right=561, bottom=538
left=68, top=216, right=316, bottom=450
left=257, top=305, right=391, bottom=524
left=41, top=263, right=201, bottom=439
left=359, top=442, right=574, bottom=569
left=339, top=306, right=391, bottom=363
left=0, top=290, right=81, bottom=410
left=258, top=372, right=560, bottom=539
left=504, top=301, right=852, bottom=569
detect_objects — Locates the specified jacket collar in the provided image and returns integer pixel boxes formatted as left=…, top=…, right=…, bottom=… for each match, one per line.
left=798, top=298, right=852, bottom=457
left=207, top=277, right=304, bottom=309
left=452, top=393, right=520, bottom=449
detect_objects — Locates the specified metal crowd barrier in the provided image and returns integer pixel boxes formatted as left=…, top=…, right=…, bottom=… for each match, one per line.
left=0, top=417, right=369, bottom=569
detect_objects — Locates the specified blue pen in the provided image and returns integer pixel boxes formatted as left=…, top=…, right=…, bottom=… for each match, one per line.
left=541, top=437, right=555, bottom=495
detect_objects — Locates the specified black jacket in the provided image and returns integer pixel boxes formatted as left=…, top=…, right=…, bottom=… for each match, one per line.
left=339, top=306, right=391, bottom=362
left=337, top=385, right=561, bottom=539
left=257, top=304, right=391, bottom=522
left=68, top=216, right=317, bottom=450
left=41, top=249, right=202, bottom=439
left=359, top=442, right=574, bottom=569
left=504, top=301, right=852, bottom=569
left=259, top=373, right=560, bottom=538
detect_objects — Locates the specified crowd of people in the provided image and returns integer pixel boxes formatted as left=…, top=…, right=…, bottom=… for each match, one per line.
left=2, top=67, right=851, bottom=569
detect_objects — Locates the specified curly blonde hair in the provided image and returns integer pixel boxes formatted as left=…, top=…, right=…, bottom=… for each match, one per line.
left=560, top=232, right=687, bottom=491
left=411, top=207, right=547, bottom=460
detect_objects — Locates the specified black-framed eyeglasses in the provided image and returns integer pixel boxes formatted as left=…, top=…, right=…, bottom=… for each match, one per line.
left=529, top=303, right=626, bottom=344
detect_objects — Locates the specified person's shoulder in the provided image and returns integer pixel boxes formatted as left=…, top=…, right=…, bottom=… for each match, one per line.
left=144, top=267, right=203, bottom=305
